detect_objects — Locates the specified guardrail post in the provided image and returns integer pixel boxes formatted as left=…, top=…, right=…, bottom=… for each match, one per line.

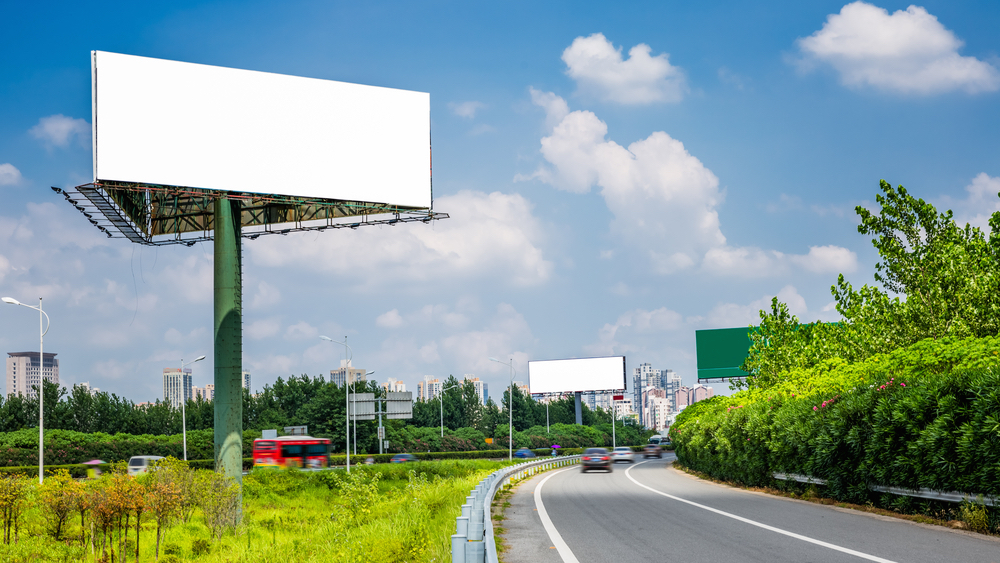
left=466, top=538, right=485, bottom=563
left=452, top=534, right=467, bottom=563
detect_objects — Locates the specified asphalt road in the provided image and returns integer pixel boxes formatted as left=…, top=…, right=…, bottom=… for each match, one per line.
left=501, top=455, right=1000, bottom=563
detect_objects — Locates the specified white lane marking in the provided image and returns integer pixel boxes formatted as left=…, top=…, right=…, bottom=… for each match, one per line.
left=624, top=462, right=898, bottom=563
left=534, top=466, right=581, bottom=563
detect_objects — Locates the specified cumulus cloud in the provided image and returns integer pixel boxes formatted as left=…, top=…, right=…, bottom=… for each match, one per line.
left=376, top=309, right=404, bottom=328
left=795, top=2, right=1000, bottom=94
left=939, top=173, right=1000, bottom=232
left=0, top=163, right=22, bottom=186
left=789, top=245, right=858, bottom=274
left=249, top=281, right=281, bottom=309
left=449, top=101, right=485, bottom=119
left=249, top=190, right=553, bottom=287
left=29, top=114, right=91, bottom=149
left=562, top=33, right=687, bottom=104
left=246, top=318, right=281, bottom=340
left=523, top=91, right=723, bottom=272
left=284, top=321, right=319, bottom=341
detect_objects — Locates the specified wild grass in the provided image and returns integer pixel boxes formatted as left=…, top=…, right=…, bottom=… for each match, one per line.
left=0, top=459, right=513, bottom=562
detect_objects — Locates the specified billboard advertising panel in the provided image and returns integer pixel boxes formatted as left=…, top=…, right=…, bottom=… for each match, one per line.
left=92, top=51, right=431, bottom=208
left=528, top=356, right=626, bottom=394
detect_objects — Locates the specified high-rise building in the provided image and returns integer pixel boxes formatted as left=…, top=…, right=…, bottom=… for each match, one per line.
left=330, top=360, right=366, bottom=387
left=6, top=352, right=59, bottom=398
left=613, top=398, right=633, bottom=419
left=383, top=377, right=406, bottom=393
left=194, top=384, right=215, bottom=401
left=163, top=367, right=193, bottom=408
left=648, top=396, right=673, bottom=431
left=74, top=381, right=100, bottom=395
left=242, top=370, right=251, bottom=391
left=462, top=375, right=488, bottom=405
left=674, top=383, right=713, bottom=410
left=418, top=377, right=442, bottom=402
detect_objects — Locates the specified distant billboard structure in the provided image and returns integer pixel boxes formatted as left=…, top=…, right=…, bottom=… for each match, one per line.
left=695, top=327, right=752, bottom=382
left=528, top=356, right=626, bottom=394
left=53, top=51, right=447, bottom=497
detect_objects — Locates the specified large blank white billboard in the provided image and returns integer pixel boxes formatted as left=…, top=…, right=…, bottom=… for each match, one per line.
left=528, top=356, right=626, bottom=394
left=92, top=51, right=431, bottom=208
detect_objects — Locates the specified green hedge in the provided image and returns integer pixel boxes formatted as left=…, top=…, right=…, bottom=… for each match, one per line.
left=673, top=336, right=1000, bottom=504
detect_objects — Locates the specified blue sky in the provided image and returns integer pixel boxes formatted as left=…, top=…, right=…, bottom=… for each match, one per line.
left=2, top=1, right=999, bottom=403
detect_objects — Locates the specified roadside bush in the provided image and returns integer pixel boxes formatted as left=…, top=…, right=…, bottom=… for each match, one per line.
left=673, top=336, right=1000, bottom=528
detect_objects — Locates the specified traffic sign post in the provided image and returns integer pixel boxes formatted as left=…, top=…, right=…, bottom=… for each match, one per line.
left=349, top=391, right=412, bottom=455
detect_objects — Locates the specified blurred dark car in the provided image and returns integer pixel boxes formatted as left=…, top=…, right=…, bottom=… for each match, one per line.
left=643, top=444, right=663, bottom=459
left=514, top=447, right=536, bottom=459
left=581, top=448, right=611, bottom=472
left=390, top=453, right=418, bottom=463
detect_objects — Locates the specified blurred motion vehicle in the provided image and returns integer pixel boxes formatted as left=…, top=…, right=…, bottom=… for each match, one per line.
left=253, top=436, right=331, bottom=469
left=581, top=448, right=612, bottom=472
left=127, top=455, right=164, bottom=476
left=643, top=444, right=663, bottom=459
left=514, top=448, right=537, bottom=459
left=611, top=446, right=635, bottom=463
left=390, top=453, right=418, bottom=463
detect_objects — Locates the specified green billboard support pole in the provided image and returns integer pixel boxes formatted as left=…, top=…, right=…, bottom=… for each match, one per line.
left=214, top=197, right=243, bottom=493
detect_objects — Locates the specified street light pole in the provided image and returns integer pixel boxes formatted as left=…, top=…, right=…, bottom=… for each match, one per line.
left=320, top=335, right=352, bottom=473
left=3, top=297, right=50, bottom=484
left=489, top=357, right=516, bottom=461
left=180, top=355, right=206, bottom=461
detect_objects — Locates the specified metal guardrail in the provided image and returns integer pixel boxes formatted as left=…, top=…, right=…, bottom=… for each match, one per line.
left=772, top=473, right=998, bottom=506
left=451, top=455, right=582, bottom=563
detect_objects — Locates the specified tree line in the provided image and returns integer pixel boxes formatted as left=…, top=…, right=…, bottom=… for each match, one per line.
left=0, top=374, right=652, bottom=452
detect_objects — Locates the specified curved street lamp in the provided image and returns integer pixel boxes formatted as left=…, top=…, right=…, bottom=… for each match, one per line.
left=180, top=355, right=206, bottom=460
left=320, top=335, right=352, bottom=472
left=2, top=297, right=51, bottom=484
left=489, top=357, right=515, bottom=461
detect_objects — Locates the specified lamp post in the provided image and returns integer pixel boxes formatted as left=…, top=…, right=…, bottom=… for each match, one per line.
left=2, top=297, right=50, bottom=484
left=439, top=383, right=460, bottom=438
left=180, top=355, right=206, bottom=460
left=489, top=357, right=515, bottom=461
left=320, top=335, right=352, bottom=473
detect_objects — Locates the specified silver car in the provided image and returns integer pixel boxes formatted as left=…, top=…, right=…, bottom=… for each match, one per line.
left=127, top=455, right=164, bottom=476
left=611, top=446, right=634, bottom=463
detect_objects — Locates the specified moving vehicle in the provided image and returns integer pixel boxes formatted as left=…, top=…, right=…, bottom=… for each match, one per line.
left=514, top=448, right=536, bottom=459
left=643, top=444, right=663, bottom=459
left=581, top=448, right=612, bottom=472
left=127, top=455, right=164, bottom=476
left=611, top=446, right=635, bottom=463
left=390, top=453, right=418, bottom=463
left=648, top=435, right=667, bottom=446
left=253, top=435, right=331, bottom=469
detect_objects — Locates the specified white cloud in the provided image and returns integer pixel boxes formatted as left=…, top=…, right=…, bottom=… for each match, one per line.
left=284, top=321, right=319, bottom=341
left=246, top=318, right=281, bottom=340
left=249, top=190, right=552, bottom=287
left=449, top=101, right=485, bottom=119
left=525, top=92, right=723, bottom=272
left=789, top=245, right=858, bottom=274
left=249, top=281, right=281, bottom=309
left=939, top=172, right=1000, bottom=231
left=795, top=2, right=1000, bottom=94
left=376, top=309, right=404, bottom=328
left=29, top=114, right=91, bottom=149
left=0, top=164, right=22, bottom=186
left=528, top=88, right=569, bottom=129
left=562, top=33, right=687, bottom=104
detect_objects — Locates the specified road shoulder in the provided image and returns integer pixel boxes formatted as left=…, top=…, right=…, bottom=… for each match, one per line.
left=495, top=469, right=563, bottom=563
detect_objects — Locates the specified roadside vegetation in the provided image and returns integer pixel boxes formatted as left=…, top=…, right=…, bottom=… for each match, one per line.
left=673, top=180, right=1000, bottom=534
left=0, top=457, right=513, bottom=562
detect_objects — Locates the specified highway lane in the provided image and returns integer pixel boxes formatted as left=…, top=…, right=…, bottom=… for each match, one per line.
left=502, top=456, right=1000, bottom=563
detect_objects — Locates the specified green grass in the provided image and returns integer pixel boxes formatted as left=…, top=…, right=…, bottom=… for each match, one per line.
left=0, top=460, right=515, bottom=563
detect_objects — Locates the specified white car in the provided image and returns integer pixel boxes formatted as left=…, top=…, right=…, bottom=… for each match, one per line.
left=611, top=447, right=635, bottom=463
left=127, top=455, right=164, bottom=476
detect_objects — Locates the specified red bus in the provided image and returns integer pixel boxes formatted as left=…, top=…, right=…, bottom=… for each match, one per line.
left=253, top=436, right=331, bottom=469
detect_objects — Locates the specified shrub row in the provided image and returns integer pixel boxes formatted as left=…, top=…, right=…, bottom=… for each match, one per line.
left=672, top=336, right=1000, bottom=504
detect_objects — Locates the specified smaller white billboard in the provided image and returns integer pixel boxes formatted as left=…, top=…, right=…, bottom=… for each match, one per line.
left=528, top=356, right=626, bottom=395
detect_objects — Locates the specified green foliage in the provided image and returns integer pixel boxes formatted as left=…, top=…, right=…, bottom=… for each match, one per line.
left=740, top=180, right=1000, bottom=390
left=674, top=335, right=1000, bottom=530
